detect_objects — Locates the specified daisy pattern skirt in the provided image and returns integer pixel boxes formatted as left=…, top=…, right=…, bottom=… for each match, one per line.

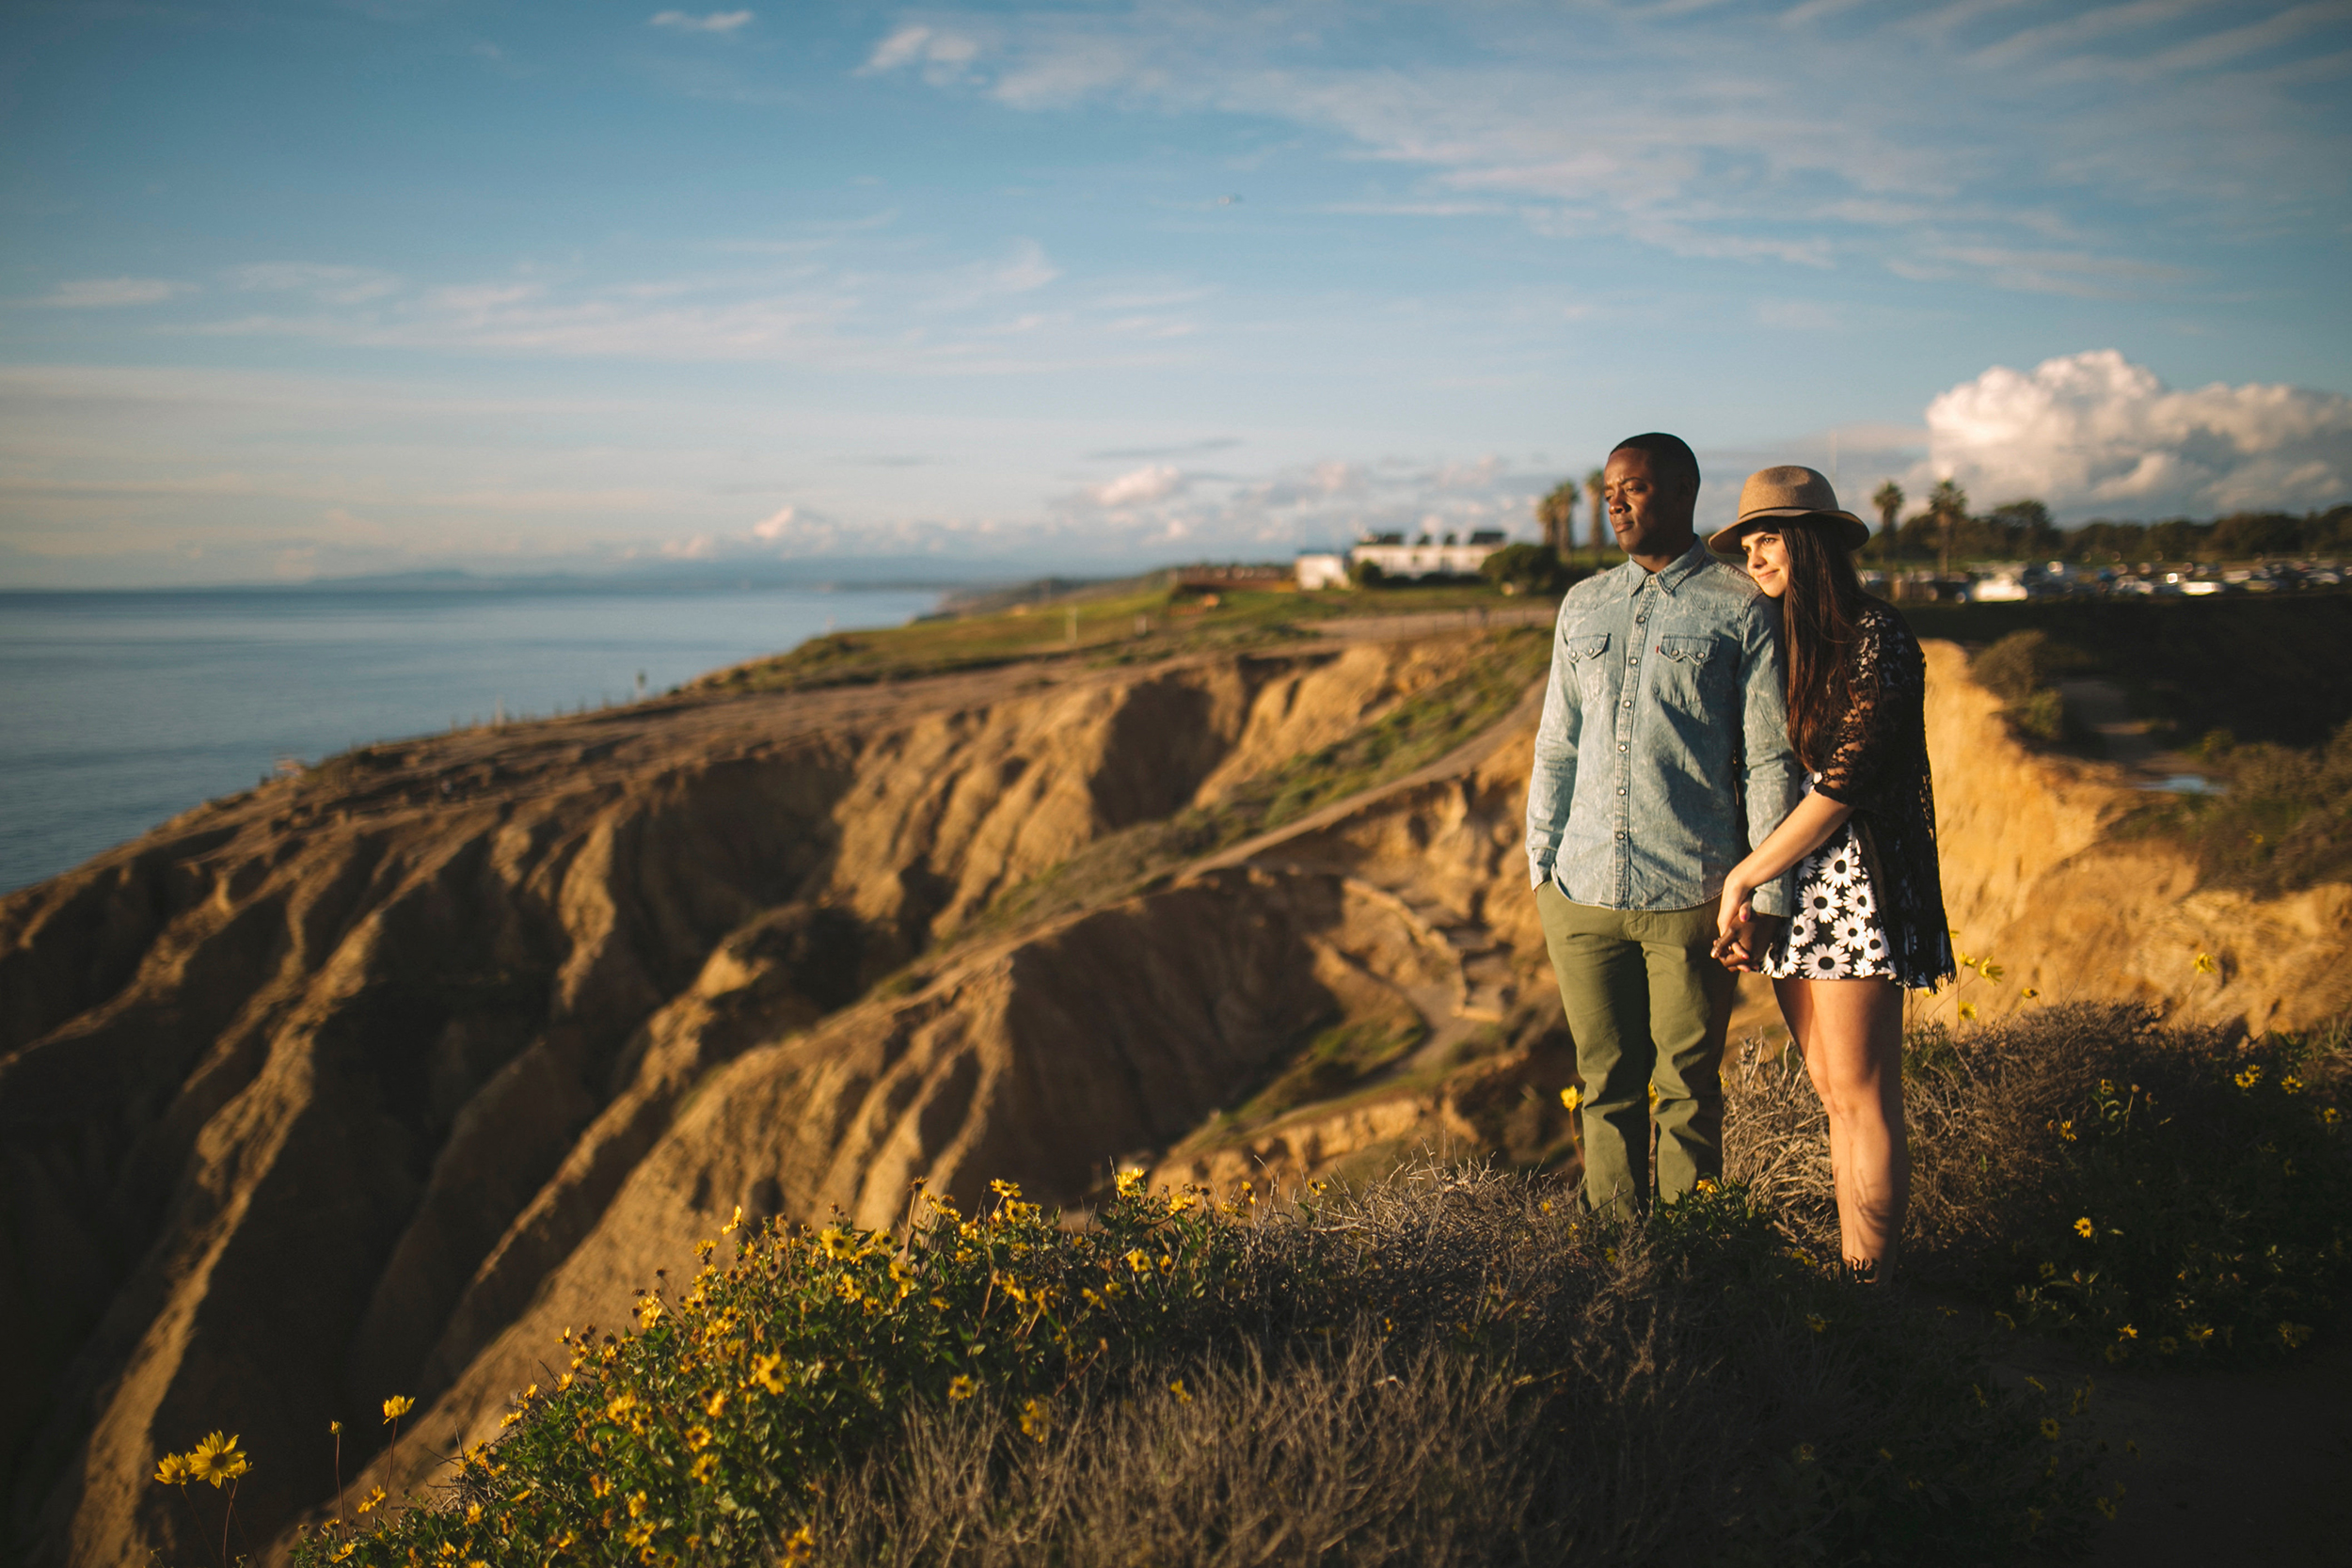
left=1761, top=819, right=1897, bottom=981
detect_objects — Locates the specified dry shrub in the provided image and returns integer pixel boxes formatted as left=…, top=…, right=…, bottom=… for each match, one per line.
left=803, top=1166, right=2093, bottom=1566
left=1727, top=1003, right=2352, bottom=1360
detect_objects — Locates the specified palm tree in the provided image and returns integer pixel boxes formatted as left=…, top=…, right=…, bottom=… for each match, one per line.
left=1585, top=467, right=1608, bottom=560
left=1928, top=479, right=1968, bottom=578
left=1537, top=481, right=1579, bottom=561
left=1871, top=481, right=1903, bottom=539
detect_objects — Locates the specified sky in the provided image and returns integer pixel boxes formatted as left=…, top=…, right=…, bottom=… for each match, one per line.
left=3, top=0, right=2350, bottom=587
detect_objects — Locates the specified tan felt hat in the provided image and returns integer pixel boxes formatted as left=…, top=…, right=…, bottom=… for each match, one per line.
left=1708, top=465, right=1871, bottom=555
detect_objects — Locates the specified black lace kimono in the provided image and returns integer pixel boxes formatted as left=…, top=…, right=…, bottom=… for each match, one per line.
left=1762, top=600, right=1956, bottom=990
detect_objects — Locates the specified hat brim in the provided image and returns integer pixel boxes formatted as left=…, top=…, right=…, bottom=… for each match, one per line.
left=1708, top=507, right=1871, bottom=555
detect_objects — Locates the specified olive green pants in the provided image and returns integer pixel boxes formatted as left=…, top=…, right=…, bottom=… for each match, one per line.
left=1535, top=882, right=1737, bottom=1216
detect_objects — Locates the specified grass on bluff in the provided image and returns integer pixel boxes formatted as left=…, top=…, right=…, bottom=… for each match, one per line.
left=294, top=1172, right=2104, bottom=1568
left=691, top=579, right=1526, bottom=697
left=958, top=625, right=1551, bottom=942
left=1962, top=616, right=2352, bottom=895
left=276, top=1006, right=2349, bottom=1568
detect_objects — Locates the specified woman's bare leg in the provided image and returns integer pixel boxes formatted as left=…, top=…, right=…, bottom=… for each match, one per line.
left=1774, top=976, right=1908, bottom=1276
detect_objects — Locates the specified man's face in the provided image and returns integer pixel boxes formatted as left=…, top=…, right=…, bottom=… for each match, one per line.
left=1603, top=448, right=1697, bottom=560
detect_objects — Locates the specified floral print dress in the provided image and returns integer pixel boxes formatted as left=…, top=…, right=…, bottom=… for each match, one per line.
left=1761, top=601, right=1955, bottom=990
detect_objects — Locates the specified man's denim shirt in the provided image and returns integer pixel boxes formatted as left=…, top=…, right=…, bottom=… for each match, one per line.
left=1525, top=540, right=1803, bottom=916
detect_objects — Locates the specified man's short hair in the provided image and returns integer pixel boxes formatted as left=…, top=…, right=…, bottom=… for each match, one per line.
left=1610, top=432, right=1700, bottom=493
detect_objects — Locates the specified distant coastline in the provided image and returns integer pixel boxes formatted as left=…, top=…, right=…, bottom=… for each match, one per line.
left=0, top=580, right=945, bottom=894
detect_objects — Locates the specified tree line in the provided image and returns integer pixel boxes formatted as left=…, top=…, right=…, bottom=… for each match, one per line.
left=1534, top=473, right=2352, bottom=574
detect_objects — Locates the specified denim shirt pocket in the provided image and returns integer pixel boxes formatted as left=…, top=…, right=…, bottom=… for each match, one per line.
left=1654, top=634, right=1730, bottom=708
left=1565, top=631, right=1611, bottom=697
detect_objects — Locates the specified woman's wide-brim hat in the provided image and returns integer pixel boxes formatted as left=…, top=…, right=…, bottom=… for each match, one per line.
left=1708, top=465, right=1871, bottom=555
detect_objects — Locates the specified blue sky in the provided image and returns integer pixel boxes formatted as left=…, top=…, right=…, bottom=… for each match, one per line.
left=4, top=0, right=2350, bottom=585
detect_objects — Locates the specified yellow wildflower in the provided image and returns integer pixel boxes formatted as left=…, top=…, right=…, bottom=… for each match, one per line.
left=2074, top=1217, right=2095, bottom=1239
left=705, top=1387, right=729, bottom=1418
left=722, top=1204, right=745, bottom=1234
left=382, top=1395, right=415, bottom=1423
left=186, top=1432, right=250, bottom=1488
left=2040, top=1418, right=2060, bottom=1439
left=1560, top=1085, right=1583, bottom=1112
left=2236, top=1064, right=2264, bottom=1088
left=1124, top=1248, right=1152, bottom=1274
left=1168, top=1378, right=1191, bottom=1404
left=356, top=1485, right=387, bottom=1515
left=153, top=1453, right=189, bottom=1486
left=1116, top=1168, right=1147, bottom=1197
left=2193, top=952, right=2217, bottom=975
left=751, top=1354, right=789, bottom=1394
left=947, top=1374, right=977, bottom=1402
left=2281, top=1074, right=2302, bottom=1095
left=2022, top=987, right=2040, bottom=1000
left=2278, top=1323, right=2313, bottom=1350
left=1957, top=1001, right=1979, bottom=1022
left=1019, top=1398, right=1050, bottom=1442
left=779, top=1524, right=817, bottom=1564
left=1805, top=1314, right=1829, bottom=1334
left=691, top=1451, right=720, bottom=1484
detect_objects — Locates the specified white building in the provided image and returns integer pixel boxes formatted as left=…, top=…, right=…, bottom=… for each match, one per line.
left=1346, top=530, right=1508, bottom=581
left=1295, top=553, right=1351, bottom=591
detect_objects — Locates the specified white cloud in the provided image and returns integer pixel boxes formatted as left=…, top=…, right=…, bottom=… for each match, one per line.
left=650, top=10, right=754, bottom=35
left=231, top=262, right=403, bottom=303
left=1089, top=464, right=1185, bottom=506
left=863, top=24, right=982, bottom=81
left=1924, top=350, right=2352, bottom=519
left=32, top=277, right=191, bottom=309
left=859, top=2, right=2349, bottom=293
left=751, top=504, right=796, bottom=539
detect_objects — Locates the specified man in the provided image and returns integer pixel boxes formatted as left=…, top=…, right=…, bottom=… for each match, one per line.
left=1526, top=432, right=1802, bottom=1215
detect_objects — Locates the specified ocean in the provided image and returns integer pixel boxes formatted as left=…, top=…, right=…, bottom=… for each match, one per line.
left=0, top=582, right=942, bottom=895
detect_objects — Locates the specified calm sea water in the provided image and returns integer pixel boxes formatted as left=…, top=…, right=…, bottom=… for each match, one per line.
left=0, top=584, right=941, bottom=895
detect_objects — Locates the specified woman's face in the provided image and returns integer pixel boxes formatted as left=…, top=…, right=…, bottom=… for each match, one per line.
left=1742, top=529, right=1791, bottom=599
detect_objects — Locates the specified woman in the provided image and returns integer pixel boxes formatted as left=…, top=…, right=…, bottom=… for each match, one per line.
left=1708, top=466, right=1954, bottom=1280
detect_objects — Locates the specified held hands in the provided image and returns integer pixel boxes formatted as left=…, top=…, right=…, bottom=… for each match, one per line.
left=1709, top=875, right=1777, bottom=973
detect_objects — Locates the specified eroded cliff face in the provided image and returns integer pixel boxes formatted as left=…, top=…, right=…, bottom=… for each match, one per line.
left=1917, top=641, right=2352, bottom=1034
left=4, top=626, right=2344, bottom=1566
left=0, top=637, right=1488, bottom=1567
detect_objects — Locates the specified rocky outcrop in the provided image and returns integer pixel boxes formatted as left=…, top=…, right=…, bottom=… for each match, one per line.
left=0, top=638, right=1490, bottom=1568
left=3, top=623, right=2344, bottom=1567
left=1921, top=641, right=2352, bottom=1033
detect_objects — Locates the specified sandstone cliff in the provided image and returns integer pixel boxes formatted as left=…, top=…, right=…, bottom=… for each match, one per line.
left=2, top=625, right=2344, bottom=1566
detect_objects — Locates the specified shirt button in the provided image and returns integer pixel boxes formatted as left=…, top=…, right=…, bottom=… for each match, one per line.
left=1615, top=830, right=1627, bottom=839
left=1617, top=786, right=1627, bottom=795
left=1617, top=742, right=1628, bottom=751
left=1622, top=700, right=1632, bottom=708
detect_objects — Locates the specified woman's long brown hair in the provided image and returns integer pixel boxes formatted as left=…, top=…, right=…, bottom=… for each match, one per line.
left=1770, top=516, right=1872, bottom=771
